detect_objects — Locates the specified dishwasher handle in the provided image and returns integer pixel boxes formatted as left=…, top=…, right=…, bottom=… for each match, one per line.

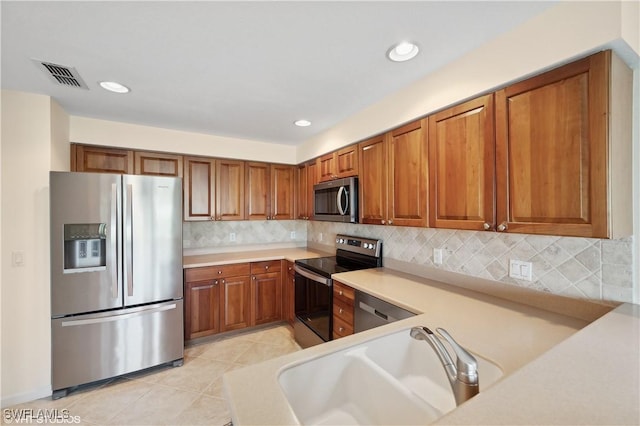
left=359, top=301, right=398, bottom=323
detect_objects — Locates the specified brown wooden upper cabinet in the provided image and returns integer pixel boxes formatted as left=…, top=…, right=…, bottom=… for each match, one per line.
left=317, top=145, right=359, bottom=182
left=184, top=156, right=245, bottom=221
left=428, top=94, right=496, bottom=231
left=296, top=161, right=318, bottom=220
left=495, top=50, right=631, bottom=238
left=245, top=162, right=295, bottom=220
left=359, top=119, right=428, bottom=227
left=134, top=151, right=183, bottom=177
left=73, top=145, right=133, bottom=174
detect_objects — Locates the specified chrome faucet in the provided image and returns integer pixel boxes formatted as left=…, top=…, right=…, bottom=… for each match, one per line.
left=410, top=326, right=479, bottom=406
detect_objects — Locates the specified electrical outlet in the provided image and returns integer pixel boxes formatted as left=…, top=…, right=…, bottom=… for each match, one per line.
left=433, top=248, right=443, bottom=265
left=509, top=259, right=533, bottom=281
left=11, top=251, right=25, bottom=267
left=290, top=231, right=296, bottom=240
left=229, top=232, right=236, bottom=242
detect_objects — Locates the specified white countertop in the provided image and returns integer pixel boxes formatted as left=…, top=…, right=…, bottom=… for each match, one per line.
left=223, top=266, right=639, bottom=425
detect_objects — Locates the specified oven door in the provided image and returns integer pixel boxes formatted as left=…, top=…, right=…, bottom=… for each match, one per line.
left=294, top=265, right=332, bottom=347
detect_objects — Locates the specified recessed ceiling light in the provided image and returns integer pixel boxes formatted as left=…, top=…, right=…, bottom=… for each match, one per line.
left=387, top=41, right=420, bottom=62
left=99, top=81, right=130, bottom=93
left=294, top=119, right=311, bottom=127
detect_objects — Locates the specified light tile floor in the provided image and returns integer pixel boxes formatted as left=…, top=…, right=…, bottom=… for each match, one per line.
left=2, top=324, right=301, bottom=425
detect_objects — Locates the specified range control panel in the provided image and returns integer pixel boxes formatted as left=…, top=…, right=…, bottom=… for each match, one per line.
left=335, top=234, right=382, bottom=258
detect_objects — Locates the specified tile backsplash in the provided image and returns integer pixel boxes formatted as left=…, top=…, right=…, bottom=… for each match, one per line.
left=307, top=222, right=634, bottom=304
left=183, top=220, right=634, bottom=304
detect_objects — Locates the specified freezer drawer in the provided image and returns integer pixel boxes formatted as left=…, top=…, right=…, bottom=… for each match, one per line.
left=52, top=300, right=183, bottom=392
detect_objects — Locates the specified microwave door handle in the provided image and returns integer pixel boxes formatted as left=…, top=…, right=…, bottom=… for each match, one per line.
left=337, top=186, right=348, bottom=216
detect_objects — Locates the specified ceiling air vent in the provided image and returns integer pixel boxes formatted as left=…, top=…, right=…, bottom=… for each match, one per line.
left=34, top=60, right=89, bottom=90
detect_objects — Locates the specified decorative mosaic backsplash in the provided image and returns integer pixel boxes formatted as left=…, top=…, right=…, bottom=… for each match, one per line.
left=183, top=220, right=634, bottom=304
left=307, top=222, right=634, bottom=304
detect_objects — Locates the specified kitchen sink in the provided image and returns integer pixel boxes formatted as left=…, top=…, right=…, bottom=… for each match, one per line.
left=278, top=328, right=504, bottom=425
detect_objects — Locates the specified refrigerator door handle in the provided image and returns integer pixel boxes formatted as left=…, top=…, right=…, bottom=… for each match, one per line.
left=124, top=183, right=134, bottom=297
left=111, top=183, right=120, bottom=299
left=60, top=303, right=178, bottom=327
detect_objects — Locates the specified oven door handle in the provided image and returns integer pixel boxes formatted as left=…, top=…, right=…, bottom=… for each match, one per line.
left=294, top=265, right=331, bottom=286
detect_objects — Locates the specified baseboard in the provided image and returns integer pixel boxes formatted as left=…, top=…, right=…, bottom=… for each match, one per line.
left=1, top=385, right=52, bottom=409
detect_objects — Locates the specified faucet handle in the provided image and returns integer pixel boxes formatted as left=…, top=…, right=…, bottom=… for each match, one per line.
left=436, top=328, right=478, bottom=380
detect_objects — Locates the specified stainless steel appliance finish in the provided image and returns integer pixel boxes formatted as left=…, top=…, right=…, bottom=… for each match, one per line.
left=313, top=177, right=358, bottom=223
left=294, top=234, right=382, bottom=348
left=354, top=290, right=416, bottom=333
left=50, top=172, right=184, bottom=398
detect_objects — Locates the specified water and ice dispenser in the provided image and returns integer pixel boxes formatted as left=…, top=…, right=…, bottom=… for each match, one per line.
left=63, top=223, right=107, bottom=272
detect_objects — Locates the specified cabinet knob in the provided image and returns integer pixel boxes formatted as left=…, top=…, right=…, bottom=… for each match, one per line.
left=339, top=308, right=343, bottom=314
left=381, top=220, right=386, bottom=225
left=483, top=222, right=492, bottom=231
left=497, top=222, right=508, bottom=232
left=388, top=219, right=393, bottom=225
left=213, top=279, right=218, bottom=285
left=217, top=270, right=222, bottom=274
left=267, top=216, right=271, bottom=220
left=338, top=327, right=344, bottom=332
left=265, top=265, right=269, bottom=270
left=252, top=276, right=256, bottom=280
left=338, top=290, right=343, bottom=296
left=210, top=216, right=215, bottom=221
left=221, top=279, right=225, bottom=284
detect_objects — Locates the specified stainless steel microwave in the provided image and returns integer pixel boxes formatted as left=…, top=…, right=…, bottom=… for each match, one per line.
left=313, top=177, right=358, bottom=223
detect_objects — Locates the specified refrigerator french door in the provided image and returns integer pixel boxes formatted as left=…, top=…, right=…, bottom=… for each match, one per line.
left=50, top=172, right=184, bottom=398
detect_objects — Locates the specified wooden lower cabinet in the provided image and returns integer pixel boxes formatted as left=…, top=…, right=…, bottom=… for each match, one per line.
left=251, top=261, right=282, bottom=325
left=332, top=280, right=355, bottom=339
left=220, top=275, right=251, bottom=332
left=283, top=261, right=295, bottom=325
left=184, top=279, right=220, bottom=340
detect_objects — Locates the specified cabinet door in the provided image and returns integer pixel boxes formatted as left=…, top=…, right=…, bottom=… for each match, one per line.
left=296, top=164, right=309, bottom=219
left=271, top=165, right=295, bottom=220
left=220, top=276, right=251, bottom=332
left=307, top=162, right=317, bottom=218
left=429, top=95, right=495, bottom=230
left=185, top=280, right=220, bottom=340
left=134, top=151, right=183, bottom=177
left=495, top=51, right=609, bottom=237
left=184, top=157, right=216, bottom=221
left=74, top=145, right=133, bottom=174
left=335, top=145, right=359, bottom=178
left=317, top=153, right=336, bottom=182
left=388, top=119, right=429, bottom=227
left=358, top=135, right=388, bottom=225
left=252, top=272, right=282, bottom=325
left=284, top=262, right=295, bottom=325
left=245, top=162, right=270, bottom=220
left=216, top=159, right=245, bottom=221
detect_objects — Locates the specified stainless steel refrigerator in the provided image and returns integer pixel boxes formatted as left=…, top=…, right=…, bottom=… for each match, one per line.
left=50, top=172, right=184, bottom=399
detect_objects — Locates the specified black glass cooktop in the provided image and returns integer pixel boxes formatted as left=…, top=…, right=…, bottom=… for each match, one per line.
left=295, top=252, right=381, bottom=278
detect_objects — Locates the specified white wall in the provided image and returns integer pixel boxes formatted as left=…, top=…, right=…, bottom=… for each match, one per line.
left=70, top=116, right=297, bottom=164
left=1, top=91, right=69, bottom=407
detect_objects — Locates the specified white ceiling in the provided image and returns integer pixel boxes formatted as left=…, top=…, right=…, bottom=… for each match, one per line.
left=1, top=1, right=556, bottom=146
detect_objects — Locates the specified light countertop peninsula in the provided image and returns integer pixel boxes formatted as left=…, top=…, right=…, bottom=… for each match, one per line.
left=223, top=266, right=640, bottom=425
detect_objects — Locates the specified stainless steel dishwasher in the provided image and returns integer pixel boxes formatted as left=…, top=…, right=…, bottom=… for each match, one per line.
left=354, top=290, right=416, bottom=332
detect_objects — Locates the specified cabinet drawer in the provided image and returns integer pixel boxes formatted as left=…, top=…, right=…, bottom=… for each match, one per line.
left=333, top=281, right=355, bottom=304
left=251, top=260, right=282, bottom=274
left=333, top=315, right=354, bottom=338
left=333, top=298, right=354, bottom=325
left=286, top=261, right=295, bottom=276
left=184, top=263, right=250, bottom=282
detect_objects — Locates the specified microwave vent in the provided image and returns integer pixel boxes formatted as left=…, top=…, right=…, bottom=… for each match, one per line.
left=34, top=60, right=89, bottom=90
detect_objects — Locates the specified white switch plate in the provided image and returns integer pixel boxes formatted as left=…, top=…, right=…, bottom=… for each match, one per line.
left=290, top=231, right=296, bottom=240
left=509, top=259, right=533, bottom=281
left=229, top=232, right=236, bottom=242
left=12, top=251, right=25, bottom=267
left=433, top=248, right=443, bottom=265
